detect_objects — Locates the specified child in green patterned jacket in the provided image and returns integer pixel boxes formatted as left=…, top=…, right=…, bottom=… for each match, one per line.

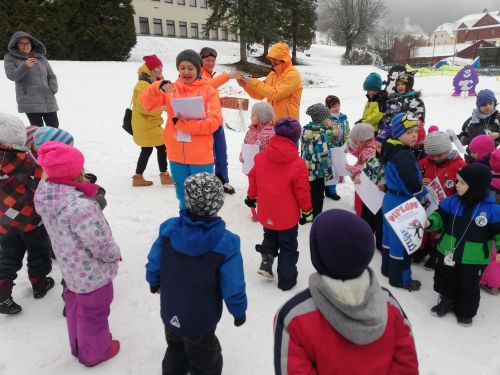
left=301, top=103, right=336, bottom=218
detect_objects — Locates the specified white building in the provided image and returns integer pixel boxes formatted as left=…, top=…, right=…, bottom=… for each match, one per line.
left=132, top=0, right=238, bottom=41
left=429, top=23, right=455, bottom=46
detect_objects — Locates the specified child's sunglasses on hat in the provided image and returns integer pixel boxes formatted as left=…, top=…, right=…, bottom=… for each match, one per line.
left=200, top=47, right=217, bottom=59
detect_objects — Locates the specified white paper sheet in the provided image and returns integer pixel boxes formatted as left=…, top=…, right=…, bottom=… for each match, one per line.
left=330, top=143, right=350, bottom=177
left=171, top=96, right=206, bottom=120
left=446, top=129, right=466, bottom=154
left=384, top=198, right=427, bottom=255
left=355, top=172, right=385, bottom=214
left=241, top=143, right=260, bottom=175
left=420, top=177, right=446, bottom=215
left=176, top=129, right=192, bottom=142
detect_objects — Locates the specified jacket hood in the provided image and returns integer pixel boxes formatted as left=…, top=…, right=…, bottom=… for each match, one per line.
left=381, top=139, right=409, bottom=163
left=137, top=63, right=153, bottom=77
left=8, top=31, right=46, bottom=58
left=265, top=135, right=299, bottom=164
left=309, top=268, right=388, bottom=345
left=35, top=181, right=85, bottom=216
left=160, top=210, right=226, bottom=256
left=267, top=43, right=292, bottom=75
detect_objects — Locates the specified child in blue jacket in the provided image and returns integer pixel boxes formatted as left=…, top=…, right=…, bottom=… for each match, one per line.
left=381, top=113, right=427, bottom=291
left=146, top=172, right=247, bottom=375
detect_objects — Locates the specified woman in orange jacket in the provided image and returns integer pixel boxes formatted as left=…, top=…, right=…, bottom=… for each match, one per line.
left=199, top=47, right=243, bottom=194
left=140, top=49, right=222, bottom=209
left=238, top=43, right=303, bottom=122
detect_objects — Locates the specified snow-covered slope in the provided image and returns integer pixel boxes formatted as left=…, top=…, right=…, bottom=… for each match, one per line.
left=1, top=36, right=500, bottom=375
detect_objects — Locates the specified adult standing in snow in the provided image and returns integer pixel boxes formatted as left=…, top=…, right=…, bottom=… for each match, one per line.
left=131, top=54, right=173, bottom=187
left=4, top=31, right=59, bottom=128
left=237, top=43, right=303, bottom=122
left=199, top=47, right=243, bottom=194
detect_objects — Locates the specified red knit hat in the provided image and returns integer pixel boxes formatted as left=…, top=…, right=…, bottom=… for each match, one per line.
left=143, top=54, right=162, bottom=70
left=37, top=141, right=84, bottom=180
left=416, top=121, right=426, bottom=145
left=469, top=135, right=495, bottom=160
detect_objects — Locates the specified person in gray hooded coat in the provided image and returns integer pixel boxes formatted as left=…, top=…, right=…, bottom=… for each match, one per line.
left=4, top=31, right=59, bottom=127
left=274, top=209, right=418, bottom=375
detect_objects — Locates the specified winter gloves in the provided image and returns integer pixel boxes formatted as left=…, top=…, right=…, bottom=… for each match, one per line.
left=299, top=209, right=313, bottom=225
left=234, top=313, right=246, bottom=327
left=244, top=196, right=257, bottom=208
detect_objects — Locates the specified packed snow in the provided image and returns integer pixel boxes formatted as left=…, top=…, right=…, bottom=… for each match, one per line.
left=1, top=36, right=500, bottom=375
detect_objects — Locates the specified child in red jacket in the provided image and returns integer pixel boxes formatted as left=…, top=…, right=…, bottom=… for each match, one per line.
left=415, top=131, right=466, bottom=269
left=245, top=117, right=312, bottom=291
left=274, top=209, right=418, bottom=374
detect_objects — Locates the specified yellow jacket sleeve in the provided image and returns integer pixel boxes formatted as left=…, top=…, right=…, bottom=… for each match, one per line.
left=362, top=102, right=384, bottom=127
left=245, top=70, right=301, bottom=102
left=134, top=81, right=162, bottom=117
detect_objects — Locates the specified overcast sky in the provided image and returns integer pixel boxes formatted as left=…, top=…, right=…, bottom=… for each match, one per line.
left=384, top=0, right=499, bottom=34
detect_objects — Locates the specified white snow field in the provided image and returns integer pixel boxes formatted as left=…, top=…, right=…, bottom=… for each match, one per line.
left=1, top=36, right=500, bottom=375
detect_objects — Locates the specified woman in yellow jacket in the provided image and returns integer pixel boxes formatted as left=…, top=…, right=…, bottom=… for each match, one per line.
left=238, top=43, right=303, bottom=121
left=140, top=50, right=222, bottom=209
left=131, top=55, right=173, bottom=187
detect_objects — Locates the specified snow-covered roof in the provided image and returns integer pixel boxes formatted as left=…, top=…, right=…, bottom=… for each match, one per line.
left=432, top=22, right=456, bottom=37
left=456, top=11, right=500, bottom=28
left=410, top=43, right=473, bottom=58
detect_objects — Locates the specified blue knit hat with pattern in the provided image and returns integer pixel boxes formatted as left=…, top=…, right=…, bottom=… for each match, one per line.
left=390, top=113, right=420, bottom=139
left=363, top=72, right=382, bottom=91
left=34, top=127, right=74, bottom=147
left=476, top=89, right=497, bottom=108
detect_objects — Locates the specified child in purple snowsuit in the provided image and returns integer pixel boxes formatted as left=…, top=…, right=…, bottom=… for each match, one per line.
left=34, top=141, right=121, bottom=367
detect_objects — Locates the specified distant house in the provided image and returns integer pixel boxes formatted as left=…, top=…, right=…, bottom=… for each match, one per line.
left=429, top=23, right=456, bottom=46
left=393, top=39, right=495, bottom=65
left=456, top=11, right=500, bottom=46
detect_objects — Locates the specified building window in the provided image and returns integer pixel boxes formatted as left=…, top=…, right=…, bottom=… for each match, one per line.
left=191, top=23, right=199, bottom=38
left=166, top=20, right=175, bottom=36
left=177, top=0, right=185, bottom=4
left=199, top=0, right=207, bottom=7
left=153, top=18, right=163, bottom=35
left=164, top=0, right=172, bottom=2
left=179, top=21, right=188, bottom=38
left=189, top=0, right=197, bottom=6
left=222, top=28, right=228, bottom=40
left=139, top=17, right=150, bottom=34
left=231, top=32, right=238, bottom=41
left=202, top=24, right=209, bottom=39
left=211, top=28, right=218, bottom=40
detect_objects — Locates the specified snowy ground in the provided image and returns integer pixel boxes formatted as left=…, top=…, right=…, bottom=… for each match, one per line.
left=1, top=36, right=500, bottom=375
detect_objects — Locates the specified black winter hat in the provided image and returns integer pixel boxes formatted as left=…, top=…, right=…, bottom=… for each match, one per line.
left=457, top=163, right=492, bottom=205
left=176, top=49, right=202, bottom=74
left=396, top=72, right=415, bottom=91
left=310, top=209, right=375, bottom=280
left=306, top=103, right=331, bottom=124
left=184, top=172, right=224, bottom=216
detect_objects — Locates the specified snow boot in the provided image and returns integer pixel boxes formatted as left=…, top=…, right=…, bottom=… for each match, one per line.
left=0, top=280, right=21, bottom=314
left=480, top=285, right=500, bottom=295
left=424, top=254, right=437, bottom=270
left=457, top=317, right=473, bottom=327
left=431, top=295, right=454, bottom=317
left=392, top=279, right=421, bottom=292
left=159, top=172, right=174, bottom=185
left=257, top=254, right=274, bottom=279
left=324, top=190, right=341, bottom=201
left=82, top=340, right=120, bottom=367
left=132, top=174, right=153, bottom=187
left=30, top=276, right=55, bottom=299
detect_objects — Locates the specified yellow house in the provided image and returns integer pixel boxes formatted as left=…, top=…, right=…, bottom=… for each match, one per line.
left=132, top=0, right=238, bottom=41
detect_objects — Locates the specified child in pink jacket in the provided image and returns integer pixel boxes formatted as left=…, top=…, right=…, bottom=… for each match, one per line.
left=34, top=142, right=121, bottom=367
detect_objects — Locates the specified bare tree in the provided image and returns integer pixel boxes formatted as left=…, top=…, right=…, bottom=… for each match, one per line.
left=322, top=0, right=386, bottom=58
left=371, top=25, right=401, bottom=63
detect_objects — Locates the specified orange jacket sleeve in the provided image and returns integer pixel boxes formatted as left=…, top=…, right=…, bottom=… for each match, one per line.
left=174, top=87, right=222, bottom=135
left=139, top=80, right=169, bottom=111
left=209, top=72, right=230, bottom=89
left=245, top=69, right=301, bottom=102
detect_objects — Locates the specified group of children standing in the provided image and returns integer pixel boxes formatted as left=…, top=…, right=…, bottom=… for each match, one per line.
left=0, top=58, right=499, bottom=374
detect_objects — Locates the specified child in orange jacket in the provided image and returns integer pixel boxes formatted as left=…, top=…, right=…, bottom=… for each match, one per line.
left=140, top=49, right=223, bottom=209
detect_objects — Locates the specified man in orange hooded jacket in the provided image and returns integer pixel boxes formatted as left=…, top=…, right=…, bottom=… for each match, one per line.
left=238, top=43, right=303, bottom=122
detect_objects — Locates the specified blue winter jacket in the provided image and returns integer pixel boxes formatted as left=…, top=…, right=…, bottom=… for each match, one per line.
left=146, top=210, right=247, bottom=336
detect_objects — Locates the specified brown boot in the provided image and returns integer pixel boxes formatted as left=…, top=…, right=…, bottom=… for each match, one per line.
left=132, top=174, right=153, bottom=187
left=159, top=172, right=174, bottom=185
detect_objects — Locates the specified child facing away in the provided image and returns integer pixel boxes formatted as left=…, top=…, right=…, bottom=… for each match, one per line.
left=34, top=142, right=121, bottom=366
left=0, top=112, right=54, bottom=315
left=413, top=131, right=467, bottom=269
left=381, top=113, right=427, bottom=291
left=361, top=72, right=387, bottom=132
left=301, top=103, right=337, bottom=218
left=246, top=118, right=312, bottom=290
left=274, top=209, right=418, bottom=375
left=354, top=126, right=390, bottom=251
left=146, top=173, right=247, bottom=375
left=324, top=95, right=349, bottom=200
left=425, top=163, right=500, bottom=326
left=459, top=89, right=500, bottom=161
left=479, top=148, right=500, bottom=295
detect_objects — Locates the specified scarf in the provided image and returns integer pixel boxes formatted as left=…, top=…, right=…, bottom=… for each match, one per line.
left=48, top=178, right=100, bottom=198
left=470, top=108, right=491, bottom=124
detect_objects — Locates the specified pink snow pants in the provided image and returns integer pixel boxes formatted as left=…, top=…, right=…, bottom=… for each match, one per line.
left=481, top=245, right=500, bottom=288
left=64, top=282, right=114, bottom=366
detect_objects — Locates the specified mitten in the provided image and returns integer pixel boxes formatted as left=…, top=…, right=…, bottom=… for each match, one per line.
left=244, top=196, right=257, bottom=208
left=159, top=80, right=171, bottom=92
left=234, top=313, right=246, bottom=327
left=150, top=285, right=160, bottom=294
left=299, top=209, right=313, bottom=225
